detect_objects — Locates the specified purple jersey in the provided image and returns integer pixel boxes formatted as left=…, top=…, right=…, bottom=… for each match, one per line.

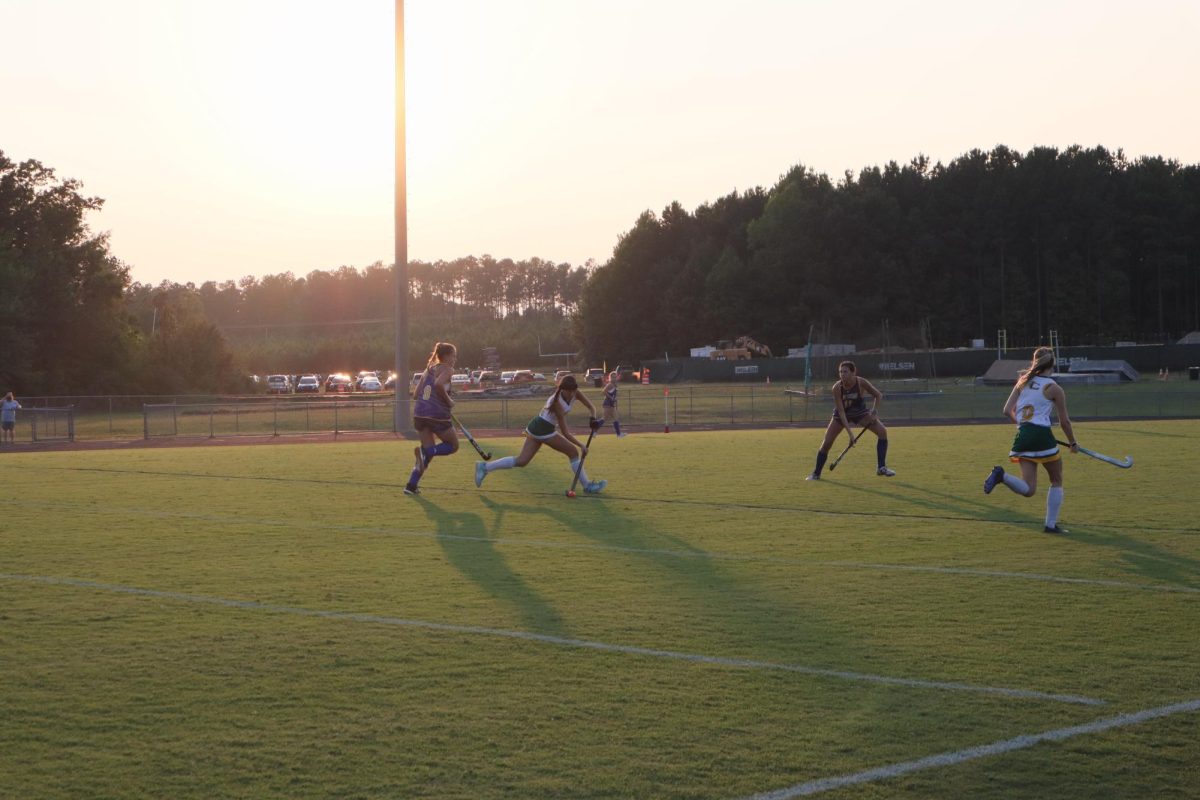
left=413, top=366, right=451, bottom=419
left=603, top=381, right=617, bottom=407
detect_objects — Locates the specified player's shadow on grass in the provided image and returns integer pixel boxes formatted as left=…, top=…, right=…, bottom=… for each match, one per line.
left=414, top=496, right=569, bottom=637
left=1062, top=528, right=1200, bottom=590
left=828, top=479, right=1200, bottom=588
left=827, top=480, right=1046, bottom=530
left=476, top=493, right=876, bottom=669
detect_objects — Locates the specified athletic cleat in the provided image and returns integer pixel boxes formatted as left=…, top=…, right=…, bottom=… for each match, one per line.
left=414, top=446, right=427, bottom=474
left=403, top=484, right=420, bottom=496
left=584, top=479, right=607, bottom=494
left=983, top=465, right=1004, bottom=494
left=616, top=432, right=628, bottom=438
left=1044, top=524, right=1069, bottom=534
left=877, top=466, right=896, bottom=477
left=805, top=473, right=821, bottom=481
left=474, top=461, right=487, bottom=488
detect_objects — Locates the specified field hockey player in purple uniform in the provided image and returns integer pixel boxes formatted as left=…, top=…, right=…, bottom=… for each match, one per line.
left=475, top=374, right=607, bottom=493
left=806, top=360, right=895, bottom=480
left=405, top=342, right=460, bottom=496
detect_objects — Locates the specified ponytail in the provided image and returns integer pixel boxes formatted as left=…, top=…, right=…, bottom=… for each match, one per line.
left=1016, top=347, right=1055, bottom=391
left=425, top=341, right=457, bottom=370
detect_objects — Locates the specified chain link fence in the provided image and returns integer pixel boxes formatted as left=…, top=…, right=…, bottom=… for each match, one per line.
left=1, top=381, right=1197, bottom=445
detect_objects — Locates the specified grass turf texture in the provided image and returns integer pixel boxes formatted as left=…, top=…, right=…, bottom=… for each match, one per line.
left=1, top=421, right=1197, bottom=798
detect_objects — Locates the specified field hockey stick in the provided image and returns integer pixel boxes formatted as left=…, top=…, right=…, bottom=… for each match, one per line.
left=451, top=414, right=491, bottom=460
left=1056, top=439, right=1132, bottom=469
left=828, top=425, right=870, bottom=472
left=567, top=419, right=601, bottom=495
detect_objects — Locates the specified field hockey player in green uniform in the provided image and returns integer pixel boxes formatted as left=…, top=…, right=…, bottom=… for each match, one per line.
left=474, top=374, right=607, bottom=493
left=983, top=346, right=1079, bottom=533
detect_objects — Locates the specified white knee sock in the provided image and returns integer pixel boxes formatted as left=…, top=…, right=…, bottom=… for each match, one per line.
left=1002, top=473, right=1030, bottom=495
left=486, top=456, right=516, bottom=472
left=1046, top=486, right=1063, bottom=527
left=570, top=458, right=589, bottom=485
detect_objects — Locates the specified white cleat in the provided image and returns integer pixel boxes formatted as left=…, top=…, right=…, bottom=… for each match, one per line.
left=877, top=466, right=896, bottom=477
left=584, top=479, right=607, bottom=494
left=474, top=461, right=487, bottom=488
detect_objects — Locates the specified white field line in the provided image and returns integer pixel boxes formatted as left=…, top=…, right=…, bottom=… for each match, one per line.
left=741, top=698, right=1200, bottom=799
left=1, top=572, right=1105, bottom=707
left=3, top=498, right=1197, bottom=597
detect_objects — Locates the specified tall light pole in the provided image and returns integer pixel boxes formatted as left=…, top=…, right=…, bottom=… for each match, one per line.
left=393, top=0, right=411, bottom=433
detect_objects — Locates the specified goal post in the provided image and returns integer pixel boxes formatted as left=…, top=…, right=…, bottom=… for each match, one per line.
left=143, top=403, right=179, bottom=438
left=28, top=406, right=75, bottom=443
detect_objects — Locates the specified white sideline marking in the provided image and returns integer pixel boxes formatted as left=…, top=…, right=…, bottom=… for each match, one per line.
left=1, top=573, right=1105, bottom=706
left=824, top=561, right=1200, bottom=595
left=741, top=698, right=1200, bottom=799
left=3, top=498, right=1197, bottom=596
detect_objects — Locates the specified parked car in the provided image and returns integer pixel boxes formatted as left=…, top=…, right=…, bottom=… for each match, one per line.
left=532, top=372, right=546, bottom=381
left=325, top=374, right=354, bottom=394
left=511, top=369, right=536, bottom=384
left=357, top=375, right=383, bottom=392
left=266, top=374, right=292, bottom=394
left=584, top=368, right=605, bottom=387
left=472, top=370, right=498, bottom=386
left=450, top=373, right=471, bottom=390
left=499, top=370, right=517, bottom=384
left=554, top=370, right=573, bottom=383
left=295, top=375, right=321, bottom=393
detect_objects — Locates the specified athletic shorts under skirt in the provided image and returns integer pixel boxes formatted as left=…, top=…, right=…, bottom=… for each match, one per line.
left=833, top=409, right=873, bottom=425
left=1009, top=422, right=1060, bottom=463
left=413, top=416, right=453, bottom=434
left=525, top=415, right=559, bottom=441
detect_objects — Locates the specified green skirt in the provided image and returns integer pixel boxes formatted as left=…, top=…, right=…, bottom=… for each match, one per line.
left=1009, top=423, right=1060, bottom=463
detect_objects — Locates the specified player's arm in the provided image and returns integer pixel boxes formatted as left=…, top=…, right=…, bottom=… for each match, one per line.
left=433, top=365, right=454, bottom=407
left=576, top=391, right=597, bottom=416
left=860, top=378, right=884, bottom=416
left=832, top=382, right=852, bottom=429
left=1001, top=383, right=1022, bottom=422
left=1047, top=384, right=1078, bottom=451
left=554, top=405, right=585, bottom=452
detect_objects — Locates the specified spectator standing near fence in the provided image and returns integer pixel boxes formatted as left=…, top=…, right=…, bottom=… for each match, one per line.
left=603, top=369, right=625, bottom=437
left=1, top=392, right=20, bottom=444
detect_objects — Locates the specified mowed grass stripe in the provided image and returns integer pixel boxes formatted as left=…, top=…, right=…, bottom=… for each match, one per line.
left=18, top=463, right=1200, bottom=534
left=3, top=496, right=1198, bottom=595
left=1, top=572, right=1107, bottom=706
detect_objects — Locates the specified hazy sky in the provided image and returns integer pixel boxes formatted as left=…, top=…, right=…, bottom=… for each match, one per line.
left=3, top=0, right=1198, bottom=287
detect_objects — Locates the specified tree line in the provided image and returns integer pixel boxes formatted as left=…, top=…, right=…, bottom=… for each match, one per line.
left=579, top=145, right=1200, bottom=363
left=4, top=144, right=1199, bottom=395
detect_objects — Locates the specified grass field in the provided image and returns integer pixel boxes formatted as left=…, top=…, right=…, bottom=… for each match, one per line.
left=2, top=421, right=1198, bottom=798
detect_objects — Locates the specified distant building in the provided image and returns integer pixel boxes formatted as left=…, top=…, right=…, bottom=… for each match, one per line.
left=786, top=344, right=856, bottom=358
